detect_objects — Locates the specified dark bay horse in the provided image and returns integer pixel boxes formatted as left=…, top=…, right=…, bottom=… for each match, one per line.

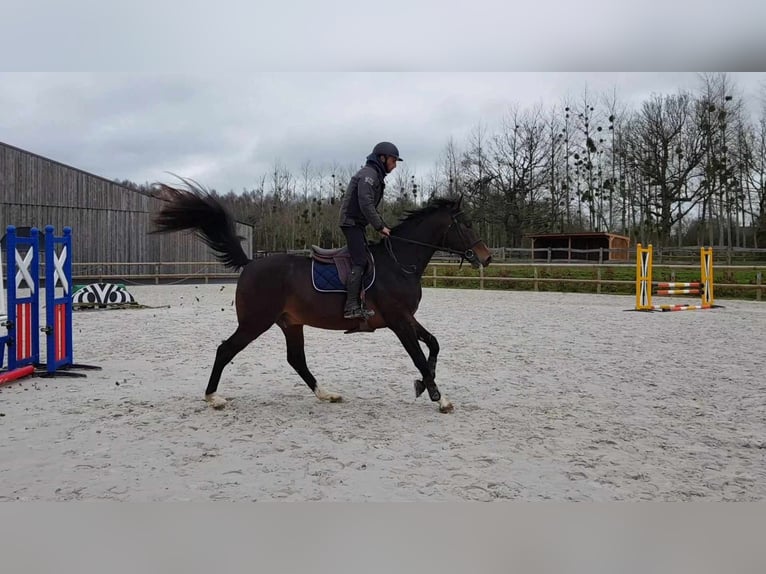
left=152, top=183, right=492, bottom=413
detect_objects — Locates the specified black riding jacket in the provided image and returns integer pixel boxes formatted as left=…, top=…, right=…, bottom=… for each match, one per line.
left=338, top=155, right=388, bottom=231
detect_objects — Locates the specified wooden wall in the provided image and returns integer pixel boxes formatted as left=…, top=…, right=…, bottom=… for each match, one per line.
left=0, top=142, right=253, bottom=277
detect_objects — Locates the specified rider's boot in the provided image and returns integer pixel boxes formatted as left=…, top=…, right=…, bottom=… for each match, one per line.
left=343, top=265, right=375, bottom=319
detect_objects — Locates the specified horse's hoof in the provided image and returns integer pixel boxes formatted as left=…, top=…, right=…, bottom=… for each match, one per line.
left=414, top=379, right=426, bottom=398
left=315, top=386, right=343, bottom=403
left=205, top=394, right=227, bottom=409
left=438, top=398, right=454, bottom=414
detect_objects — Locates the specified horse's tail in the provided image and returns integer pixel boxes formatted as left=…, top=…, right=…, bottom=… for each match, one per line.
left=151, top=181, right=251, bottom=271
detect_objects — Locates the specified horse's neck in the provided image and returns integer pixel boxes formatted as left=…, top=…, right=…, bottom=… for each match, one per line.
left=387, top=221, right=444, bottom=274
left=395, top=219, right=445, bottom=247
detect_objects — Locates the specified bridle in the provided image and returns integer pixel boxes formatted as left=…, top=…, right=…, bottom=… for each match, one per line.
left=385, top=211, right=483, bottom=275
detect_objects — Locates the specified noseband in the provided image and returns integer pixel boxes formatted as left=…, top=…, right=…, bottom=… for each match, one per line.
left=386, top=211, right=483, bottom=274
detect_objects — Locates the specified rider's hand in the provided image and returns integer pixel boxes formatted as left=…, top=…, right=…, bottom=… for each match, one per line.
left=379, top=226, right=391, bottom=237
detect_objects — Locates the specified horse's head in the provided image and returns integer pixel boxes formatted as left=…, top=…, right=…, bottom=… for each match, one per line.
left=391, top=196, right=492, bottom=269
left=436, top=196, right=492, bottom=268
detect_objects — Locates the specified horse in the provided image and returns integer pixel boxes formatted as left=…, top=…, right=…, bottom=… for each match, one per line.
left=152, top=182, right=492, bottom=413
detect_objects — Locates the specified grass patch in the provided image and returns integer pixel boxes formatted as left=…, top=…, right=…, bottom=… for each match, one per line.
left=422, top=263, right=766, bottom=301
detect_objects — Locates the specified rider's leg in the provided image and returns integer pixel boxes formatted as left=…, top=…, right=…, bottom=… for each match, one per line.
left=341, top=225, right=374, bottom=319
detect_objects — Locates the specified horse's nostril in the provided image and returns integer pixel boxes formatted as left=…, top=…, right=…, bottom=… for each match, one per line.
left=485, top=256, right=493, bottom=265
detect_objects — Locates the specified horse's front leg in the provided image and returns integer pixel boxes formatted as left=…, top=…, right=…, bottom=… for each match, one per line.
left=389, top=319, right=453, bottom=414
left=414, top=320, right=439, bottom=380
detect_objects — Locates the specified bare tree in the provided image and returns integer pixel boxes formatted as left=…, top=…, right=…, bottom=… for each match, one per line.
left=443, top=136, right=463, bottom=196
left=695, top=73, right=746, bottom=247
left=490, top=105, right=551, bottom=245
left=601, top=88, right=630, bottom=233
left=569, top=88, right=605, bottom=229
left=541, top=105, right=573, bottom=232
left=461, top=122, right=494, bottom=240
left=748, top=97, right=766, bottom=247
left=622, top=92, right=706, bottom=244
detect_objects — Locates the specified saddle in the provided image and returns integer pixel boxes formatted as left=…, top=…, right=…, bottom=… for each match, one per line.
left=310, top=245, right=375, bottom=293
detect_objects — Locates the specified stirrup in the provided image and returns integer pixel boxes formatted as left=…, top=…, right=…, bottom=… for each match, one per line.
left=360, top=306, right=375, bottom=319
left=344, top=306, right=375, bottom=320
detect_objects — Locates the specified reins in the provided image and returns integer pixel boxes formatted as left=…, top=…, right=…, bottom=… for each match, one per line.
left=384, top=212, right=482, bottom=275
left=384, top=236, right=418, bottom=275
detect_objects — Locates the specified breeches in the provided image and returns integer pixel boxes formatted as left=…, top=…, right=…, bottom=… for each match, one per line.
left=341, top=225, right=368, bottom=267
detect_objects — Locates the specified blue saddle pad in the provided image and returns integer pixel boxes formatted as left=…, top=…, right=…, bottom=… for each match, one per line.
left=311, top=261, right=375, bottom=293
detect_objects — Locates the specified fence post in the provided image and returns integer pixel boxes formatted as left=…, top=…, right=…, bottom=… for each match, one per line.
left=597, top=266, right=602, bottom=294
left=758, top=272, right=762, bottom=302
left=432, top=266, right=437, bottom=288
left=480, top=265, right=485, bottom=290
left=547, top=247, right=552, bottom=263
left=533, top=266, right=539, bottom=292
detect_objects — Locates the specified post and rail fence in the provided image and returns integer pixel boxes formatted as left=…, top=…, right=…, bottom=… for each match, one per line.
left=5, top=246, right=763, bottom=301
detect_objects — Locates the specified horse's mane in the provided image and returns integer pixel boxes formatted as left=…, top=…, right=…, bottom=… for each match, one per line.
left=393, top=197, right=460, bottom=229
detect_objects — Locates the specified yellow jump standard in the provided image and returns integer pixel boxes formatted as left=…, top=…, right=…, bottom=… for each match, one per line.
left=635, top=244, right=714, bottom=312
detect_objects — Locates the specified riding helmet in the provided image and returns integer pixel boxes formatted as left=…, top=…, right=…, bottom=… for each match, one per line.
left=372, top=142, right=403, bottom=161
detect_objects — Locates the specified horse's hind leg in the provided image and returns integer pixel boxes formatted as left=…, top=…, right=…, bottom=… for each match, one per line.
left=204, top=324, right=267, bottom=409
left=280, top=323, right=342, bottom=403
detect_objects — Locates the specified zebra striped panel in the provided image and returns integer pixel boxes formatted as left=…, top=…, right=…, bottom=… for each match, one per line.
left=73, top=283, right=136, bottom=307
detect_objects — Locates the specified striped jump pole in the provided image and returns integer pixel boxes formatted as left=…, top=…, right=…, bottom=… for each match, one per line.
left=656, top=283, right=701, bottom=295
left=635, top=244, right=715, bottom=312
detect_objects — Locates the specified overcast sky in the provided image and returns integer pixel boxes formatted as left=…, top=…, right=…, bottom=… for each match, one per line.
left=1, top=73, right=764, bottom=193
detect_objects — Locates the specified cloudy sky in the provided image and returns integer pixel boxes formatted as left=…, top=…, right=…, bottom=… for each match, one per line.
left=1, top=73, right=764, bottom=193
left=3, top=1, right=765, bottom=192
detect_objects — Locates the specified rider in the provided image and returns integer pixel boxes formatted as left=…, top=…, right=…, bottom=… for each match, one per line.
left=338, top=141, right=402, bottom=319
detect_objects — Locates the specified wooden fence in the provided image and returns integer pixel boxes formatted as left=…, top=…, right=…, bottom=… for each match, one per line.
left=487, top=246, right=766, bottom=265
left=63, top=259, right=766, bottom=302
left=422, top=263, right=765, bottom=301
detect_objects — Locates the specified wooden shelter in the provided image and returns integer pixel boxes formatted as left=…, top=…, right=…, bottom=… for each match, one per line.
left=525, top=232, right=630, bottom=261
